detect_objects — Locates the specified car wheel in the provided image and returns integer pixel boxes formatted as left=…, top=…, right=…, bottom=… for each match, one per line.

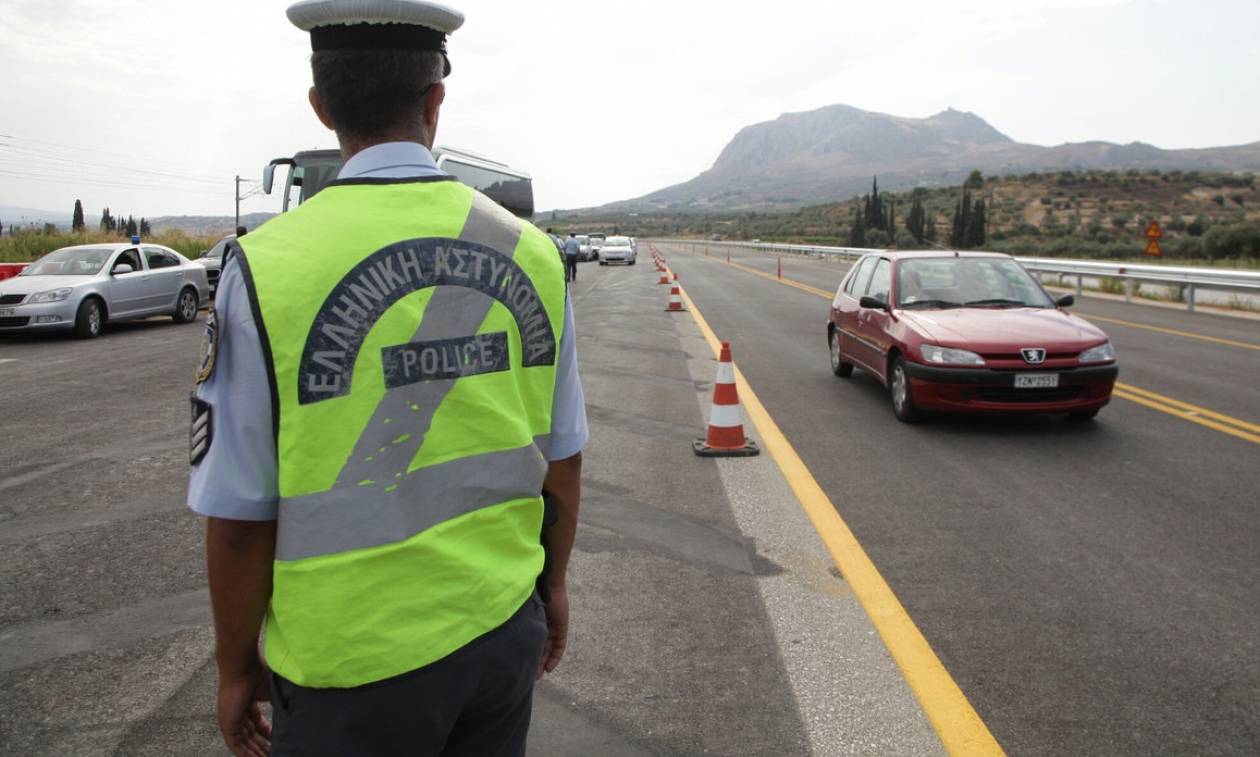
left=74, top=297, right=104, bottom=339
left=829, top=330, right=853, bottom=377
left=1067, top=408, right=1100, bottom=421
left=173, top=288, right=198, bottom=323
left=630, top=259, right=636, bottom=266
left=889, top=356, right=920, bottom=423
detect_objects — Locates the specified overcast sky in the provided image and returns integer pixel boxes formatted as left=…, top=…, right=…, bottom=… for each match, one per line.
left=2, top=0, right=1258, bottom=222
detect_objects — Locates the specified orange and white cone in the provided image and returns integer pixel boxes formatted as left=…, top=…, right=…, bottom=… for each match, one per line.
left=659, top=270, right=671, bottom=284
left=693, top=342, right=759, bottom=457
left=665, top=283, right=685, bottom=312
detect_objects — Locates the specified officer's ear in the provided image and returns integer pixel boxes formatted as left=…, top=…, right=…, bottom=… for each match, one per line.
left=422, top=82, right=445, bottom=148
left=309, top=87, right=335, bottom=131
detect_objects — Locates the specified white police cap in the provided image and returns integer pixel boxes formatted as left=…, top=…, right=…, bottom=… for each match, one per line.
left=287, top=0, right=464, bottom=74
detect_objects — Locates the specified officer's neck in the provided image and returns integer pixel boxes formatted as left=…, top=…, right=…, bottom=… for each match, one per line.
left=337, top=131, right=435, bottom=163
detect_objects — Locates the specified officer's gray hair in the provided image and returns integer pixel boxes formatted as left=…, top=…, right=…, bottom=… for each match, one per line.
left=311, top=49, right=446, bottom=144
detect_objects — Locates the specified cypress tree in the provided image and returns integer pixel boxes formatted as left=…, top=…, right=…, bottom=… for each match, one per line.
left=72, top=200, right=85, bottom=232
left=887, top=197, right=896, bottom=237
left=950, top=198, right=962, bottom=248
left=125, top=216, right=138, bottom=237
left=140, top=218, right=152, bottom=236
left=907, top=196, right=926, bottom=243
left=849, top=205, right=867, bottom=247
left=925, top=213, right=937, bottom=243
left=966, top=199, right=987, bottom=248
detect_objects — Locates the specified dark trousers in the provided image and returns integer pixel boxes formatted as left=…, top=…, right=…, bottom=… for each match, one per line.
left=270, top=595, right=547, bottom=756
left=565, top=255, right=577, bottom=282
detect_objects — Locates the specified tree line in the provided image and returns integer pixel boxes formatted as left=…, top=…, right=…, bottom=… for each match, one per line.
left=2, top=200, right=152, bottom=238
left=847, top=172, right=984, bottom=249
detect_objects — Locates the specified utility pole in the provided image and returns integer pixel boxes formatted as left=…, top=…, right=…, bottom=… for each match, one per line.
left=235, top=175, right=242, bottom=229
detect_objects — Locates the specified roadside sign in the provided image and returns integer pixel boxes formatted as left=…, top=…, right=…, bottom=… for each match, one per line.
left=1145, top=240, right=1163, bottom=257
left=1144, top=221, right=1164, bottom=239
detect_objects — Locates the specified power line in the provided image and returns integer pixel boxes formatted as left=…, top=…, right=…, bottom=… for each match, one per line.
left=0, top=132, right=235, bottom=179
left=0, top=169, right=236, bottom=196
left=0, top=144, right=227, bottom=185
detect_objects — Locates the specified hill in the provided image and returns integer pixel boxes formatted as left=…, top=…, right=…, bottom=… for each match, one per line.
left=595, top=104, right=1260, bottom=211
left=547, top=169, right=1260, bottom=262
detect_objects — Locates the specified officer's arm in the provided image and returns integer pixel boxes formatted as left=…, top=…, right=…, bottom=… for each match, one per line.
left=206, top=517, right=276, bottom=678
left=542, top=451, right=582, bottom=586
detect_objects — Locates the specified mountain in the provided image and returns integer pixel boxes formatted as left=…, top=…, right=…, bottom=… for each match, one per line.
left=602, top=105, right=1260, bottom=211
left=150, top=212, right=277, bottom=236
left=0, top=206, right=73, bottom=229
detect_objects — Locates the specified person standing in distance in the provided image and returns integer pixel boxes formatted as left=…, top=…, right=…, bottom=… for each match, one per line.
left=186, top=1, right=587, bottom=754
left=563, top=231, right=580, bottom=283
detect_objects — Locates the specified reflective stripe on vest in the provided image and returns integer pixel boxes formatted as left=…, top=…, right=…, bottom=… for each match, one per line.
left=237, top=180, right=565, bottom=687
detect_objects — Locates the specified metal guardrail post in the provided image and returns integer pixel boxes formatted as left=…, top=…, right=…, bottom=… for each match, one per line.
left=1124, top=278, right=1133, bottom=304
left=1076, top=275, right=1083, bottom=296
left=1188, top=284, right=1196, bottom=313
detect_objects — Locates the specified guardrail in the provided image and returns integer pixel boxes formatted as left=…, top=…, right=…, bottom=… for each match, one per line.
left=654, top=239, right=1260, bottom=312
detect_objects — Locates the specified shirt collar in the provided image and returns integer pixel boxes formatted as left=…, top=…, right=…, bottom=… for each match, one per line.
left=336, top=142, right=444, bottom=180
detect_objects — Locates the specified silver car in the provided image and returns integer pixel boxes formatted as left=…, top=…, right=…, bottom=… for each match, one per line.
left=598, top=236, right=637, bottom=265
left=0, top=243, right=209, bottom=338
left=194, top=234, right=237, bottom=299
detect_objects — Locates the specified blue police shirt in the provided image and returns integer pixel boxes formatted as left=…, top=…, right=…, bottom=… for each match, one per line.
left=188, top=142, right=588, bottom=520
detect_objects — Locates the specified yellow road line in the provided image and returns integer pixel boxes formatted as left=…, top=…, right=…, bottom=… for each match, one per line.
left=677, top=284, right=1005, bottom=757
left=672, top=245, right=1260, bottom=448
left=1111, top=390, right=1260, bottom=446
left=723, top=258, right=835, bottom=298
left=1072, top=312, right=1260, bottom=353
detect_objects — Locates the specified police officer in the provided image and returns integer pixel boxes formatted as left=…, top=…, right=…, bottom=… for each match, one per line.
left=563, top=232, right=580, bottom=282
left=187, top=1, right=587, bottom=754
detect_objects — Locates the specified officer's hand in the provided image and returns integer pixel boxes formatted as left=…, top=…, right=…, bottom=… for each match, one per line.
left=538, top=584, right=570, bottom=679
left=217, top=661, right=272, bottom=757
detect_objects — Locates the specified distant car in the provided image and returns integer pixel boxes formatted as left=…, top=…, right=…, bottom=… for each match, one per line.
left=589, top=233, right=606, bottom=261
left=598, top=236, right=637, bottom=266
left=0, top=243, right=209, bottom=338
left=576, top=235, right=594, bottom=262
left=827, top=251, right=1117, bottom=422
left=194, top=234, right=236, bottom=298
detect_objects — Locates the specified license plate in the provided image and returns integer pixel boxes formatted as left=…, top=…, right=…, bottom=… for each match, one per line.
left=1015, top=373, right=1059, bottom=389
left=0, top=308, right=15, bottom=317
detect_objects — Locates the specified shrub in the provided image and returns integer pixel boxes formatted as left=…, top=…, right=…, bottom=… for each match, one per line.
left=1203, top=224, right=1260, bottom=260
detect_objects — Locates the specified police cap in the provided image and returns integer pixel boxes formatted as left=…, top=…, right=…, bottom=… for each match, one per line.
left=287, top=0, right=465, bottom=76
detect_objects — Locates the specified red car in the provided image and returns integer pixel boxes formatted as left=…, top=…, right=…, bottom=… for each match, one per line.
left=827, top=251, right=1118, bottom=422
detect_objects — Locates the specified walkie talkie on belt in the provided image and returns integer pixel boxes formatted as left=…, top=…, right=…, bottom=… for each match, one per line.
left=536, top=490, right=560, bottom=603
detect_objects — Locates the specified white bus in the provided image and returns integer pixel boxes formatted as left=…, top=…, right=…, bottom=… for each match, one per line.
left=263, top=146, right=534, bottom=219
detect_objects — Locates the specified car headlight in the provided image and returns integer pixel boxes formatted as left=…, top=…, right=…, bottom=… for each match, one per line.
left=920, top=344, right=986, bottom=366
left=1078, top=341, right=1116, bottom=364
left=28, top=287, right=73, bottom=303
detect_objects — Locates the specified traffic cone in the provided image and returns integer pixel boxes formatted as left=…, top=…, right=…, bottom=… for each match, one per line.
left=693, top=342, right=759, bottom=457
left=659, top=270, right=670, bottom=284
left=665, top=283, right=685, bottom=312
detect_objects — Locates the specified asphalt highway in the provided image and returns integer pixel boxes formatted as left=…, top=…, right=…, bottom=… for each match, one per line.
left=660, top=241, right=1260, bottom=755
left=2, top=244, right=1257, bottom=756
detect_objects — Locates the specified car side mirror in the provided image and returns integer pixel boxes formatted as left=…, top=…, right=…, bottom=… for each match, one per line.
left=1056, top=294, right=1075, bottom=308
left=112, top=264, right=134, bottom=275
left=859, top=295, right=888, bottom=310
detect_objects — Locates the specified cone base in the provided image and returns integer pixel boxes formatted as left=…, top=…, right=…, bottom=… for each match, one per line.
left=665, top=305, right=686, bottom=312
left=692, top=438, right=760, bottom=457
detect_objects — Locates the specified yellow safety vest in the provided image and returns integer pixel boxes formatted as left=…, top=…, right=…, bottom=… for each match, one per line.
left=236, top=176, right=565, bottom=688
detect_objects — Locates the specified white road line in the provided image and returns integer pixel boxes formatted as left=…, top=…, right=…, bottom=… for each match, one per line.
left=0, top=358, right=18, bottom=365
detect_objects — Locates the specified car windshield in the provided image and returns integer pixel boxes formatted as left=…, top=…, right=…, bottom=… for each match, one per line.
left=204, top=237, right=233, bottom=259
left=20, top=247, right=114, bottom=276
left=896, top=257, right=1053, bottom=309
left=605, top=237, right=631, bottom=246
left=577, top=236, right=590, bottom=244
